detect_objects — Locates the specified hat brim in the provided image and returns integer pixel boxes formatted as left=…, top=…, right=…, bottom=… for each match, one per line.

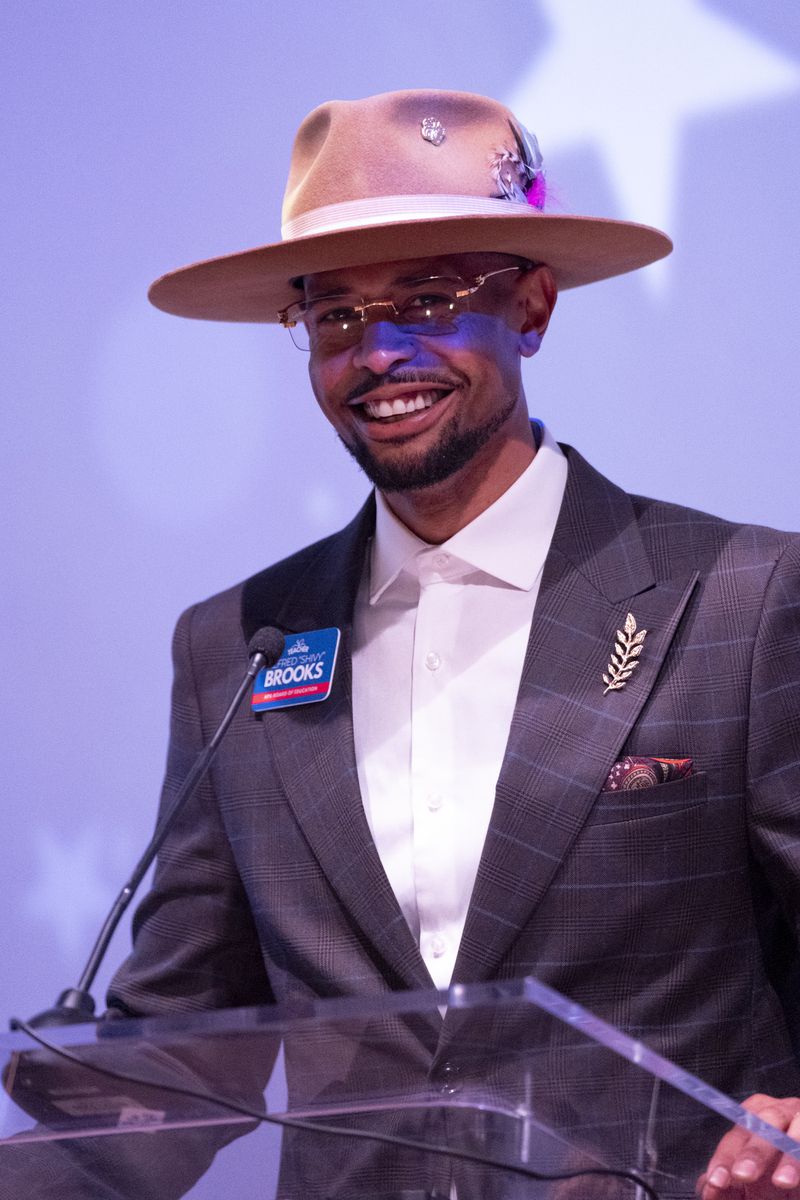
left=147, top=213, right=672, bottom=322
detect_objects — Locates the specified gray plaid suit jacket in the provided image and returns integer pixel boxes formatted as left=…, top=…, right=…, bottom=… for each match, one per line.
left=107, top=443, right=800, bottom=1192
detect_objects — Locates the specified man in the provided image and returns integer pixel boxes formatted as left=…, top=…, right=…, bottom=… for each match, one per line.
left=106, top=90, right=800, bottom=1196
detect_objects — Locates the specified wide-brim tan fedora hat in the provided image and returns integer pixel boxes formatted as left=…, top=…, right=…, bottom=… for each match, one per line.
left=148, top=89, right=672, bottom=323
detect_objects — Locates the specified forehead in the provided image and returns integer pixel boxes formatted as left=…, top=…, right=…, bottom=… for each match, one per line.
left=302, top=252, right=518, bottom=297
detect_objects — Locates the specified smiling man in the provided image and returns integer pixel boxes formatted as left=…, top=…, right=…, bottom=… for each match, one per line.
left=107, top=90, right=800, bottom=1197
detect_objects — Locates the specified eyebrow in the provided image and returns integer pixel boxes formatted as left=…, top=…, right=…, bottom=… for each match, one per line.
left=306, top=269, right=458, bottom=300
left=304, top=285, right=352, bottom=300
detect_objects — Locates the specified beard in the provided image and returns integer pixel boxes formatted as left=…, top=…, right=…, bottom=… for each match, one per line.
left=338, top=390, right=519, bottom=493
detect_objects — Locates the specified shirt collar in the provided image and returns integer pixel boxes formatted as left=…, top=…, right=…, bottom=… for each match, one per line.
left=369, top=423, right=568, bottom=603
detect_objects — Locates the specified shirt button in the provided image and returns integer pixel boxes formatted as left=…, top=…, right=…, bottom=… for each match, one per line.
left=425, top=651, right=441, bottom=671
left=433, top=552, right=450, bottom=569
left=426, top=793, right=443, bottom=812
left=430, top=935, right=446, bottom=958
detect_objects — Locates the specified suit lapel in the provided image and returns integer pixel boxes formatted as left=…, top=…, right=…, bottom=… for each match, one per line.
left=242, top=499, right=434, bottom=994
left=453, top=449, right=699, bottom=984
left=242, top=450, right=699, bottom=995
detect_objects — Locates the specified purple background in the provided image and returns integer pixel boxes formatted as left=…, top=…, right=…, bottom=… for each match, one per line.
left=3, top=3, right=799, bottom=1190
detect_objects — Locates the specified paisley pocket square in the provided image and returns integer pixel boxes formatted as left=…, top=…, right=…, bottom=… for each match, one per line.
left=602, top=755, right=693, bottom=791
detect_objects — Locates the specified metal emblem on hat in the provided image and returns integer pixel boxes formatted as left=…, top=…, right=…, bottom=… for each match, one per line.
left=420, top=117, right=446, bottom=146
left=602, top=612, right=647, bottom=694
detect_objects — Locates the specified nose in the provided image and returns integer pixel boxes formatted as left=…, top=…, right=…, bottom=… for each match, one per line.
left=351, top=318, right=417, bottom=374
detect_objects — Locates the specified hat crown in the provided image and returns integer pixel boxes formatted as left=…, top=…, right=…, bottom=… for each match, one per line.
left=147, top=87, right=672, bottom=323
left=281, top=89, right=537, bottom=231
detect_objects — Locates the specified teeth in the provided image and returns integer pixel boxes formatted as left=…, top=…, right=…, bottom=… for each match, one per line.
left=364, top=391, right=443, bottom=420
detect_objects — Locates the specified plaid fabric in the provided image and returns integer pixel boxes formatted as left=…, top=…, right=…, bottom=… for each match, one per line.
left=107, top=444, right=800, bottom=1195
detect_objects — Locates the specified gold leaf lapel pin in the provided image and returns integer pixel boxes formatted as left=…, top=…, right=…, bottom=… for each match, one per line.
left=603, top=612, right=647, bottom=694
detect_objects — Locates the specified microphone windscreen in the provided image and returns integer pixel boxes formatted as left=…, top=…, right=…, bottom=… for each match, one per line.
left=247, top=626, right=285, bottom=668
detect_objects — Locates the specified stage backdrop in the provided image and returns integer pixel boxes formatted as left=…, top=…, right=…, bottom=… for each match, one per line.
left=3, top=2, right=799, bottom=1193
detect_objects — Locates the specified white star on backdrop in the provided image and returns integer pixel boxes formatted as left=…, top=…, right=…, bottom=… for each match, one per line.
left=25, top=827, right=120, bottom=962
left=507, top=0, right=800, bottom=286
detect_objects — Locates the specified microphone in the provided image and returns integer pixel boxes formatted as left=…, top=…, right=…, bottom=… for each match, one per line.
left=24, top=626, right=285, bottom=1028
left=246, top=626, right=286, bottom=666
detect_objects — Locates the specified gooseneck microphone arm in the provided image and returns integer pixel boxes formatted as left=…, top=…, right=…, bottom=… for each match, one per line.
left=25, top=626, right=285, bottom=1029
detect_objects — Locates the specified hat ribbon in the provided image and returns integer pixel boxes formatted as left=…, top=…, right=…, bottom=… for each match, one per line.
left=281, top=193, right=535, bottom=241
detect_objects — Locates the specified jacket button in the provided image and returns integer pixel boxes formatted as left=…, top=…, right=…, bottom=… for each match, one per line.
left=437, top=1060, right=461, bottom=1095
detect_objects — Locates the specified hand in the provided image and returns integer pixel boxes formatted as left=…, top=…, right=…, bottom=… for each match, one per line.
left=697, top=1095, right=800, bottom=1198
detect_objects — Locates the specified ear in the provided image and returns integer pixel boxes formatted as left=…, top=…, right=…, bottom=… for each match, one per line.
left=517, top=265, right=557, bottom=358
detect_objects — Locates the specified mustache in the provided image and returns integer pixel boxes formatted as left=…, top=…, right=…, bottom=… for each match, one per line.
left=346, top=369, right=460, bottom=404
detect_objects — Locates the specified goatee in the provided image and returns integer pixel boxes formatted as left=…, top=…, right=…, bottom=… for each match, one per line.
left=339, top=392, right=518, bottom=493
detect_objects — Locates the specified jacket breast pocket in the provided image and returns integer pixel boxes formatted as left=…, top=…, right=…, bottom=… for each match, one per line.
left=588, top=770, right=709, bottom=826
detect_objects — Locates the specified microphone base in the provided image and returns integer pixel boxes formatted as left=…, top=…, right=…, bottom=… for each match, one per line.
left=23, top=988, right=98, bottom=1029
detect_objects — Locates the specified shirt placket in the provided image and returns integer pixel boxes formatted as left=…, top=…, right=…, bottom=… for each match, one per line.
left=410, top=549, right=462, bottom=988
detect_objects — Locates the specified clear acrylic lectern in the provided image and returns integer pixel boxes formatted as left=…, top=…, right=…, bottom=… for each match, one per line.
left=2, top=977, right=798, bottom=1199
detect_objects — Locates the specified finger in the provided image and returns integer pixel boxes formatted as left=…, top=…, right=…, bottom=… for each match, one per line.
left=698, top=1097, right=800, bottom=1198
left=769, top=1111, right=800, bottom=1191
left=728, top=1103, right=800, bottom=1187
left=697, top=1163, right=744, bottom=1200
left=696, top=1167, right=726, bottom=1199
left=699, top=1126, right=751, bottom=1197
left=699, top=1104, right=791, bottom=1196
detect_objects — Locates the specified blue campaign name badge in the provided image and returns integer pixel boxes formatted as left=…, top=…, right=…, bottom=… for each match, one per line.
left=251, top=627, right=341, bottom=713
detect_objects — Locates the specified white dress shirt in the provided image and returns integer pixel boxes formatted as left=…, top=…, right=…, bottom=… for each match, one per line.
left=351, top=424, right=568, bottom=988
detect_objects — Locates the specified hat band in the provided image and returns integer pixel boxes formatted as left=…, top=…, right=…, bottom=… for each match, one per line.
left=281, top=193, right=534, bottom=240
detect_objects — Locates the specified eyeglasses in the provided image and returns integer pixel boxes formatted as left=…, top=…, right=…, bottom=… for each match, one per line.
left=278, top=264, right=531, bottom=352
